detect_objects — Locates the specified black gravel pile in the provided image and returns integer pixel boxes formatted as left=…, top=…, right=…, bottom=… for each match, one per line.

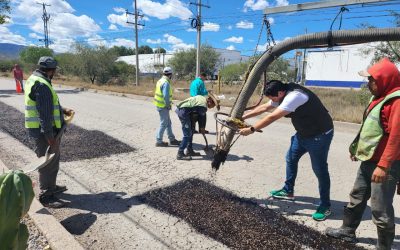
left=0, top=101, right=135, bottom=162
left=140, top=178, right=365, bottom=250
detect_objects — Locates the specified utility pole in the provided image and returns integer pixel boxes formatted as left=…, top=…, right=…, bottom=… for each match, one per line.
left=190, top=1, right=210, bottom=77
left=37, top=2, right=51, bottom=48
left=126, top=1, right=144, bottom=86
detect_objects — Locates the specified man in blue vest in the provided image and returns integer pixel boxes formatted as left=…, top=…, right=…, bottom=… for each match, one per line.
left=153, top=67, right=180, bottom=147
left=25, top=56, right=74, bottom=208
left=239, top=80, right=334, bottom=221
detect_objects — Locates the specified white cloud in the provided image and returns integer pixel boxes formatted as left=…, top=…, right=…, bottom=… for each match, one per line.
left=203, top=22, right=220, bottom=32
left=110, top=38, right=135, bottom=48
left=226, top=45, right=235, bottom=50
left=146, top=38, right=163, bottom=44
left=268, top=17, right=275, bottom=25
left=31, top=13, right=100, bottom=39
left=243, top=0, right=269, bottom=12
left=137, top=0, right=192, bottom=20
left=227, top=25, right=233, bottom=30
left=29, top=33, right=42, bottom=39
left=223, top=36, right=243, bottom=44
left=0, top=26, right=27, bottom=45
left=12, top=0, right=101, bottom=52
left=276, top=0, right=289, bottom=7
left=107, top=13, right=130, bottom=28
left=113, top=7, right=126, bottom=13
left=236, top=20, right=254, bottom=29
left=109, top=24, right=118, bottom=30
left=49, top=38, right=76, bottom=53
left=163, top=33, right=194, bottom=51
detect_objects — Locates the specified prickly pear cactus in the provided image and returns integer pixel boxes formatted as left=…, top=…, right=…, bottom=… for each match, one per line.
left=0, top=170, right=34, bottom=250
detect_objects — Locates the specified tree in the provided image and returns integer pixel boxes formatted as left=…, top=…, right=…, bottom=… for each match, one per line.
left=219, top=57, right=294, bottom=85
left=0, top=0, right=10, bottom=24
left=19, top=46, right=53, bottom=65
left=109, top=46, right=134, bottom=56
left=54, top=53, right=81, bottom=76
left=154, top=47, right=166, bottom=54
left=168, top=45, right=220, bottom=79
left=74, top=44, right=119, bottom=84
left=219, top=62, right=248, bottom=85
left=359, top=11, right=400, bottom=63
left=137, top=45, right=153, bottom=54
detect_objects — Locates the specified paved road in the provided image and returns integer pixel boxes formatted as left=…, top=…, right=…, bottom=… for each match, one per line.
left=0, top=77, right=399, bottom=249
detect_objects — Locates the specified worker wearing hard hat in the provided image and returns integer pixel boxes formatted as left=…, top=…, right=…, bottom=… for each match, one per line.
left=153, top=67, right=181, bottom=147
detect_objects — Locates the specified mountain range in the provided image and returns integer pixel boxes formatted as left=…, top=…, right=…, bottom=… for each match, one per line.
left=0, top=43, right=26, bottom=60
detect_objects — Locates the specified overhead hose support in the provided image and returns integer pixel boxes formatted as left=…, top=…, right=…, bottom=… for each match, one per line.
left=212, top=27, right=400, bottom=171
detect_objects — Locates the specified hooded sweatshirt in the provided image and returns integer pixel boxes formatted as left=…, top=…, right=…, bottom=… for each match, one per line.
left=366, top=58, right=400, bottom=168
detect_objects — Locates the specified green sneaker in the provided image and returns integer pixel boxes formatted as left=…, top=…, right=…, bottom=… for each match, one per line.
left=269, top=188, right=294, bottom=200
left=312, top=206, right=331, bottom=221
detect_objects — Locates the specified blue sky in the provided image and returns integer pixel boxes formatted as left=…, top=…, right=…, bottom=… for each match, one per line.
left=3, top=0, right=400, bottom=55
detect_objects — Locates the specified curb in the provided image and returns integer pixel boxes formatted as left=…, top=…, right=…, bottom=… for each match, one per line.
left=0, top=159, right=84, bottom=250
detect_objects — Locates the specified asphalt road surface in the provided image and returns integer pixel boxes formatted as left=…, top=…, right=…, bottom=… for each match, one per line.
left=1, top=77, right=399, bottom=249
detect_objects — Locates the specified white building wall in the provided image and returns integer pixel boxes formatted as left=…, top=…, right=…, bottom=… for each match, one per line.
left=305, top=43, right=375, bottom=88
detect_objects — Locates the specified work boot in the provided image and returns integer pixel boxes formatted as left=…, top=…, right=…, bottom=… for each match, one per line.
left=325, top=227, right=357, bottom=243
left=49, top=185, right=67, bottom=195
left=326, top=206, right=358, bottom=243
left=186, top=148, right=201, bottom=156
left=376, top=227, right=395, bottom=250
left=39, top=194, right=65, bottom=209
left=177, top=151, right=191, bottom=160
left=155, top=141, right=168, bottom=147
left=169, top=139, right=181, bottom=146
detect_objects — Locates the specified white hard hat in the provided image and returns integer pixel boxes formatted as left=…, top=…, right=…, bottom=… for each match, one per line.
left=163, top=66, right=173, bottom=74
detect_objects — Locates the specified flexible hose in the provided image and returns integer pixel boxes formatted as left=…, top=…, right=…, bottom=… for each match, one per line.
left=212, top=27, right=400, bottom=170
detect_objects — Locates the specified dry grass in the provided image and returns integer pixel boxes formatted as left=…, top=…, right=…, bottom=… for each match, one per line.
left=21, top=75, right=367, bottom=124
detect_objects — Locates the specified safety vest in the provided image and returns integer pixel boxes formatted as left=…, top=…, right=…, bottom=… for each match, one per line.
left=24, top=75, right=61, bottom=129
left=349, top=90, right=400, bottom=161
left=153, top=76, right=172, bottom=108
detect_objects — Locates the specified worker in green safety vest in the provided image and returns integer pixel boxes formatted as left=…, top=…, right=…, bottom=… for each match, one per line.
left=326, top=58, right=400, bottom=250
left=25, top=56, right=74, bottom=208
left=153, top=67, right=180, bottom=147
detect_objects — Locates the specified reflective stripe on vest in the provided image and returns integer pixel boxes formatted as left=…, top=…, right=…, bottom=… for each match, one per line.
left=349, top=90, right=400, bottom=161
left=24, top=75, right=62, bottom=129
left=153, top=76, right=172, bottom=108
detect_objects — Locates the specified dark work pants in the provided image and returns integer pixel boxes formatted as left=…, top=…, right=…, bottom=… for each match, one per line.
left=33, top=134, right=61, bottom=196
left=344, top=160, right=400, bottom=249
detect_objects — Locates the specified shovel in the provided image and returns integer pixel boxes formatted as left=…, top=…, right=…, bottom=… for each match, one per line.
left=24, top=111, right=74, bottom=173
left=24, top=124, right=66, bottom=173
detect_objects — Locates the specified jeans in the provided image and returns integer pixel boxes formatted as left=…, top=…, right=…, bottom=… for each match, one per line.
left=283, top=130, right=333, bottom=207
left=178, top=115, right=193, bottom=153
left=156, top=108, right=175, bottom=143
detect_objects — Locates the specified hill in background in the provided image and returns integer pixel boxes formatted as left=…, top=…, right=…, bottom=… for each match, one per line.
left=0, top=43, right=26, bottom=60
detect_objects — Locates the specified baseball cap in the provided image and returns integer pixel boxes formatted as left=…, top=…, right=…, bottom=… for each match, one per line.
left=37, top=56, right=58, bottom=69
left=163, top=66, right=173, bottom=74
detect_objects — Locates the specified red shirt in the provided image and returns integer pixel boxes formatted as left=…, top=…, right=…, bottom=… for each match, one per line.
left=13, top=68, right=23, bottom=80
